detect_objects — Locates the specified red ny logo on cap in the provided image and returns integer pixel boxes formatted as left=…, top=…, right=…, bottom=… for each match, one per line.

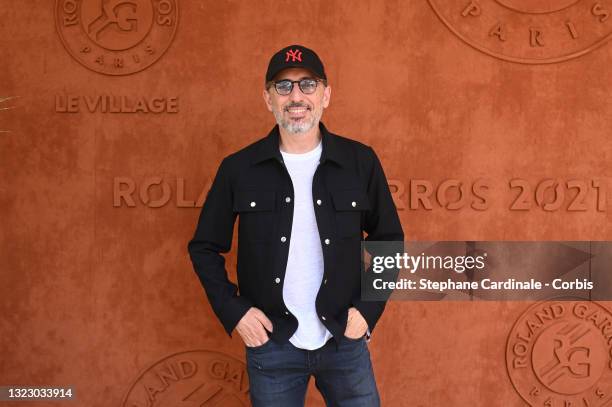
left=285, top=49, right=303, bottom=62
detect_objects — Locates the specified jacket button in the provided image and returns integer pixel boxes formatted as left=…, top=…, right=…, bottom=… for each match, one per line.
left=284, top=311, right=289, bottom=315
left=321, top=315, right=326, bottom=321
left=316, top=199, right=322, bottom=206
left=285, top=196, right=291, bottom=203
left=275, top=277, right=281, bottom=284
left=324, top=238, right=330, bottom=245
left=323, top=278, right=327, bottom=284
left=250, top=201, right=256, bottom=207
left=281, top=236, right=287, bottom=242
left=351, top=201, right=357, bottom=207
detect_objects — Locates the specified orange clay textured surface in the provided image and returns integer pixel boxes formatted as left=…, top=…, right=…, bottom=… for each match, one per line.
left=1, top=1, right=612, bottom=406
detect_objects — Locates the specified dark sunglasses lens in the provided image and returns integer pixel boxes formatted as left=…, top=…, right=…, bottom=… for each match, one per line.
left=299, top=79, right=317, bottom=94
left=275, top=80, right=293, bottom=95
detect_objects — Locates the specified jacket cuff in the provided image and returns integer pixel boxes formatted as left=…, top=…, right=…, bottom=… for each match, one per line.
left=220, top=295, right=253, bottom=338
left=351, top=298, right=386, bottom=335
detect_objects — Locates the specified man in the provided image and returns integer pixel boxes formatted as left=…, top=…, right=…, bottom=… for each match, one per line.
left=187, top=44, right=404, bottom=406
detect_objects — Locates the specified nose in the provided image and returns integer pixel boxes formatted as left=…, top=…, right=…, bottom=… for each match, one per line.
left=287, top=83, right=304, bottom=102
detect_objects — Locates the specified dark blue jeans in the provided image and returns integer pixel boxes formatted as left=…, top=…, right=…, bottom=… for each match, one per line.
left=245, top=335, right=381, bottom=407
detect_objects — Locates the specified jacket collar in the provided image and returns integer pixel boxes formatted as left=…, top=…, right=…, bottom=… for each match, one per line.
left=250, top=121, right=347, bottom=167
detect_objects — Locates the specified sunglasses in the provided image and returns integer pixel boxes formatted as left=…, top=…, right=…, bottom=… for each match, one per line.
left=269, top=78, right=325, bottom=96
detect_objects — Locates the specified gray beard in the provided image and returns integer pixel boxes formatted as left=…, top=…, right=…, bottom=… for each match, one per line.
left=273, top=105, right=323, bottom=134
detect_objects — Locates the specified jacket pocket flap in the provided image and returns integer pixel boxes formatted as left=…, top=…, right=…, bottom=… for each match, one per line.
left=331, top=188, right=370, bottom=211
left=233, top=189, right=276, bottom=212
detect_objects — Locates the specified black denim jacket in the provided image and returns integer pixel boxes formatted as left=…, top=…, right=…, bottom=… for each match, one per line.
left=187, top=121, right=404, bottom=348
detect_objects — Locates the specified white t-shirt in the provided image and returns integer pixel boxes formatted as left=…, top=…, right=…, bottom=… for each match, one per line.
left=280, top=139, right=333, bottom=350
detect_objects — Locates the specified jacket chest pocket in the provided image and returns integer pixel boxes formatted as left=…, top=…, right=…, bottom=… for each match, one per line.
left=330, top=188, right=370, bottom=239
left=234, top=188, right=277, bottom=242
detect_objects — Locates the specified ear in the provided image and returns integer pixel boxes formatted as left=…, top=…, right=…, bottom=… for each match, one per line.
left=262, top=87, right=273, bottom=112
left=322, top=84, right=331, bottom=109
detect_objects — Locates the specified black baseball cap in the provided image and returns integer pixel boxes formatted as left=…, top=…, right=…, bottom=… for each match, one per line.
left=265, top=44, right=327, bottom=83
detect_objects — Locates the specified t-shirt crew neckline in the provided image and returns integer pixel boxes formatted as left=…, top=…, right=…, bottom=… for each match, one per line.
left=279, top=139, right=322, bottom=161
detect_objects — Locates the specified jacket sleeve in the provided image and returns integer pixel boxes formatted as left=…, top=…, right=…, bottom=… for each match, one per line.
left=352, top=146, right=404, bottom=335
left=187, top=157, right=253, bottom=338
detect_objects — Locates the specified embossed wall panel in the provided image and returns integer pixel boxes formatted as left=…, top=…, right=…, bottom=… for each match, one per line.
left=1, top=1, right=611, bottom=406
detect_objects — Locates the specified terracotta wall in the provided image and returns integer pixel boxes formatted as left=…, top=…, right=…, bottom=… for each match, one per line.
left=2, top=1, right=612, bottom=406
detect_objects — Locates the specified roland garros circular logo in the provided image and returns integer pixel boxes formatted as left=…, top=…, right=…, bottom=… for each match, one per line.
left=506, top=300, right=612, bottom=406
left=55, top=0, right=178, bottom=75
left=122, top=350, right=250, bottom=406
left=427, top=0, right=612, bottom=63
